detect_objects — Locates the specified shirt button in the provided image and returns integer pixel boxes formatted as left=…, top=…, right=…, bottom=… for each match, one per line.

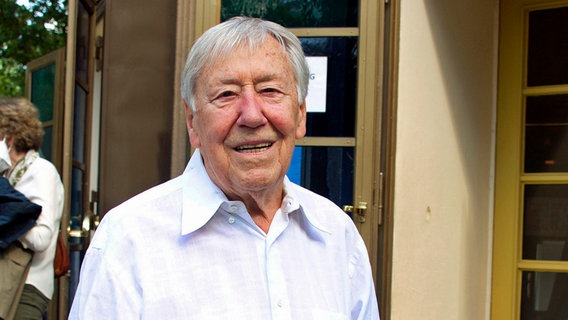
left=228, top=216, right=235, bottom=224
left=277, top=300, right=283, bottom=308
left=230, top=205, right=238, bottom=212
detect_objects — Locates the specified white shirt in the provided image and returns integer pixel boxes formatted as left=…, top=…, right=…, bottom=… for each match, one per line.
left=15, top=156, right=64, bottom=298
left=69, top=150, right=379, bottom=319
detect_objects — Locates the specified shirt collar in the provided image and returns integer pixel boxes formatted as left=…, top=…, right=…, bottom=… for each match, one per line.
left=180, top=149, right=331, bottom=235
left=181, top=149, right=227, bottom=235
left=282, top=177, right=331, bottom=234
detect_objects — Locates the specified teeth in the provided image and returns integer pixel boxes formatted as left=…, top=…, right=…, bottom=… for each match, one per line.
left=236, top=143, right=272, bottom=152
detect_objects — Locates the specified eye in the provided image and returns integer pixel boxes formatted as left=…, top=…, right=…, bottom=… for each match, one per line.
left=219, top=91, right=236, bottom=98
left=211, top=90, right=238, bottom=105
left=259, top=87, right=283, bottom=97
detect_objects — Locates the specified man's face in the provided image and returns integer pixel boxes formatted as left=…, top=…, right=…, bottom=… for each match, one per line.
left=186, top=36, right=307, bottom=200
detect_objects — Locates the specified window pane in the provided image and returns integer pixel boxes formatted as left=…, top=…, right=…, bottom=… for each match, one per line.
left=526, top=95, right=568, bottom=124
left=70, top=167, right=84, bottom=231
left=76, top=1, right=90, bottom=85
left=302, top=37, right=358, bottom=137
left=527, top=7, right=568, bottom=87
left=73, top=85, right=87, bottom=163
left=288, top=146, right=354, bottom=208
left=40, top=126, right=53, bottom=161
left=524, top=95, right=568, bottom=173
left=521, top=271, right=568, bottom=319
left=220, top=0, right=359, bottom=28
left=523, top=184, right=568, bottom=261
left=525, top=125, right=568, bottom=173
left=31, top=63, right=55, bottom=122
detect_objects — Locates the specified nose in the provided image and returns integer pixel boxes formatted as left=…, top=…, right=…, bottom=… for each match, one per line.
left=236, top=88, right=267, bottom=128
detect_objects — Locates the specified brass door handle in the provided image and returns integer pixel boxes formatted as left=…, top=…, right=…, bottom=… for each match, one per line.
left=343, top=201, right=368, bottom=223
left=68, top=210, right=99, bottom=239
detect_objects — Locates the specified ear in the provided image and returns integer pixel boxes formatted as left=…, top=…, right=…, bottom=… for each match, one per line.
left=184, top=100, right=201, bottom=148
left=295, top=100, right=307, bottom=139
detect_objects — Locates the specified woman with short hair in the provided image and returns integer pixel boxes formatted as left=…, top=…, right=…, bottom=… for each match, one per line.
left=0, top=97, right=64, bottom=320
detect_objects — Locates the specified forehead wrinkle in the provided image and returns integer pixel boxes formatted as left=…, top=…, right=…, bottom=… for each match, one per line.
left=203, top=39, right=294, bottom=91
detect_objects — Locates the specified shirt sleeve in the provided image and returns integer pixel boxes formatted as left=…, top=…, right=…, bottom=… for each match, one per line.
left=350, top=231, right=381, bottom=320
left=17, top=161, right=63, bottom=252
left=69, top=215, right=142, bottom=320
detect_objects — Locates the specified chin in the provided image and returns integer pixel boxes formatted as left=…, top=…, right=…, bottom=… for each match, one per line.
left=235, top=170, right=283, bottom=191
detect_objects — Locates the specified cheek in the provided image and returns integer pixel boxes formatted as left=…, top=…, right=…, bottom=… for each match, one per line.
left=194, top=112, right=235, bottom=145
left=271, top=108, right=305, bottom=138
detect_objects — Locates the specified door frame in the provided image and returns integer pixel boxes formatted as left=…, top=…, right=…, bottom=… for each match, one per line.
left=62, top=0, right=98, bottom=317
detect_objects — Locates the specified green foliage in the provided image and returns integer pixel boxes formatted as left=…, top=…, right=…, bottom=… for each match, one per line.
left=0, top=0, right=66, bottom=97
left=0, top=58, right=25, bottom=96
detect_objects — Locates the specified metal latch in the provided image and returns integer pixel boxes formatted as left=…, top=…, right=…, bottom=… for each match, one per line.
left=343, top=201, right=368, bottom=223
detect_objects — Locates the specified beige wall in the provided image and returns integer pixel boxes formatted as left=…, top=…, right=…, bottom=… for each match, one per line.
left=391, top=1, right=498, bottom=319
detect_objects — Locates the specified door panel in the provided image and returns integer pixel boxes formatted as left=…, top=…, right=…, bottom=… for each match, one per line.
left=493, top=1, right=568, bottom=319
left=63, top=0, right=96, bottom=312
left=26, top=47, right=66, bottom=320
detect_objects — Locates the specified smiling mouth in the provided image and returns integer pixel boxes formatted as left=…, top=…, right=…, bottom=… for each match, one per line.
left=235, top=143, right=273, bottom=153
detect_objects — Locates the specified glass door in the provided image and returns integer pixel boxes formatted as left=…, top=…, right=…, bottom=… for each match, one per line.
left=63, top=0, right=98, bottom=311
left=25, top=47, right=66, bottom=320
left=216, top=0, right=382, bottom=254
left=493, top=1, right=568, bottom=319
left=520, top=4, right=568, bottom=319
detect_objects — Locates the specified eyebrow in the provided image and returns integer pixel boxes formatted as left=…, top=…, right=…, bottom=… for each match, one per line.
left=217, top=73, right=284, bottom=85
left=255, top=74, right=281, bottom=83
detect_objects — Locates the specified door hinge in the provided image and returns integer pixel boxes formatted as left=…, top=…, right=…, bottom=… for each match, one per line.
left=377, top=172, right=384, bottom=225
left=95, top=35, right=104, bottom=71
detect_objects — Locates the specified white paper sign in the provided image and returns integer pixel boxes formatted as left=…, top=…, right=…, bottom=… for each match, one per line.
left=305, top=56, right=328, bottom=113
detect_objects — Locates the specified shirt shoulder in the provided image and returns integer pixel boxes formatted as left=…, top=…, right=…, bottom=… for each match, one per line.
left=113, top=175, right=184, bottom=214
left=90, top=176, right=184, bottom=249
left=20, top=157, right=62, bottom=188
left=286, top=180, right=357, bottom=235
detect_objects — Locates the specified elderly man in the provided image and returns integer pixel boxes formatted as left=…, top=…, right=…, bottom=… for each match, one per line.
left=70, top=17, right=379, bottom=319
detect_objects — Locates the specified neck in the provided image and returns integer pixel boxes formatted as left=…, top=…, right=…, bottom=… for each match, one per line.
left=10, top=149, right=26, bottom=166
left=229, top=188, right=284, bottom=233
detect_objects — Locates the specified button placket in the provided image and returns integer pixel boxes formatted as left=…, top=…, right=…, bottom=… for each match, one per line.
left=266, top=241, right=291, bottom=320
